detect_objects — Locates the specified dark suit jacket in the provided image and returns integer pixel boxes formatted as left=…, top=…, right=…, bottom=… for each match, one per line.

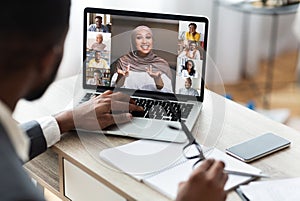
left=0, top=121, right=48, bottom=201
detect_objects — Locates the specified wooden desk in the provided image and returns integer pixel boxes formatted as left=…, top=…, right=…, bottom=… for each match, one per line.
left=14, top=76, right=300, bottom=201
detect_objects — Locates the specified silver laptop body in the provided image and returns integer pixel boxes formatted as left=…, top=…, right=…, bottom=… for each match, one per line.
left=80, top=8, right=209, bottom=143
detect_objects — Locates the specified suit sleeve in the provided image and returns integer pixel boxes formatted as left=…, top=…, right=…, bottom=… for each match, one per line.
left=20, top=116, right=61, bottom=160
left=0, top=124, right=46, bottom=201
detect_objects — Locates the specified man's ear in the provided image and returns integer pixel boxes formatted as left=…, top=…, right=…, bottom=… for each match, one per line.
left=38, top=46, right=63, bottom=79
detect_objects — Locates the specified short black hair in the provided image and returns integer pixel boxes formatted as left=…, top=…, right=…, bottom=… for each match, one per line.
left=0, top=0, right=70, bottom=44
left=95, top=16, right=103, bottom=20
left=188, top=23, right=197, bottom=29
left=186, top=77, right=192, bottom=84
left=0, top=0, right=71, bottom=71
left=95, top=51, right=102, bottom=55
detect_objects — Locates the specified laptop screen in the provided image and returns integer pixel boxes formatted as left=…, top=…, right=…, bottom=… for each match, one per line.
left=83, top=8, right=208, bottom=102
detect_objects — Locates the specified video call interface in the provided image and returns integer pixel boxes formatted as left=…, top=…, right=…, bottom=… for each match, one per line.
left=84, top=11, right=206, bottom=97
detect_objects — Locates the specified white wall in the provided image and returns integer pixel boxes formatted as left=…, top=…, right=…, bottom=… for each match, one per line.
left=213, top=2, right=299, bottom=83
left=56, top=0, right=85, bottom=80
left=55, top=0, right=213, bottom=80
left=56, top=0, right=299, bottom=84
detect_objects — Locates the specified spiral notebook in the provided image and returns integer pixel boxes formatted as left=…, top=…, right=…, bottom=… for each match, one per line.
left=99, top=140, right=262, bottom=199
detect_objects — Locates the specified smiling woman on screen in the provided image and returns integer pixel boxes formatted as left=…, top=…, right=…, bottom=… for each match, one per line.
left=111, top=25, right=173, bottom=93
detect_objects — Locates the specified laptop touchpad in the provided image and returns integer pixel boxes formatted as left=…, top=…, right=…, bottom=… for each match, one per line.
left=105, top=118, right=187, bottom=143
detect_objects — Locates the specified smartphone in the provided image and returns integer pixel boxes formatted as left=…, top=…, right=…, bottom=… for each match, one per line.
left=225, top=133, right=291, bottom=163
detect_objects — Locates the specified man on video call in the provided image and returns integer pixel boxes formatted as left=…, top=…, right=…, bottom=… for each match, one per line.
left=0, top=1, right=227, bottom=201
left=88, top=15, right=110, bottom=32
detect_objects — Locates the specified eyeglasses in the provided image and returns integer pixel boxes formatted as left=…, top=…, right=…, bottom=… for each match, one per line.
left=169, top=121, right=206, bottom=168
left=169, top=122, right=270, bottom=178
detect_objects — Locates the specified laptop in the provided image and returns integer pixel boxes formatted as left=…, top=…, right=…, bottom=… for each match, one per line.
left=79, top=7, right=209, bottom=143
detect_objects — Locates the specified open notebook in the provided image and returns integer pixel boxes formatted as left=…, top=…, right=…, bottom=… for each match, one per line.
left=99, top=140, right=262, bottom=200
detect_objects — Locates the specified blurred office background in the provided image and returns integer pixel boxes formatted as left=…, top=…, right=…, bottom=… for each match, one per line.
left=58, top=0, right=300, bottom=122
left=58, top=0, right=299, bottom=81
left=46, top=0, right=299, bottom=199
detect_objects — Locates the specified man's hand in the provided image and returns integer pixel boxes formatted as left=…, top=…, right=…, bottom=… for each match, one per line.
left=176, top=159, right=228, bottom=201
left=55, top=90, right=143, bottom=133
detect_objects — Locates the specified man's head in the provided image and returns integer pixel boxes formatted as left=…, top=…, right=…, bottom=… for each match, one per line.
left=93, top=70, right=101, bottom=80
left=189, top=41, right=197, bottom=51
left=95, top=51, right=102, bottom=62
left=0, top=0, right=71, bottom=108
left=96, top=34, right=104, bottom=44
left=95, top=16, right=103, bottom=28
left=185, top=78, right=192, bottom=89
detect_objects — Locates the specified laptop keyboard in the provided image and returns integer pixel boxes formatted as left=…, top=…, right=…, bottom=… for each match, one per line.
left=80, top=93, right=193, bottom=122
left=132, top=98, right=193, bottom=122
left=79, top=93, right=96, bottom=104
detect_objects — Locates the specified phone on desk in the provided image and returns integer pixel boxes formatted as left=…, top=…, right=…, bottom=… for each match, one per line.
left=226, top=133, right=291, bottom=163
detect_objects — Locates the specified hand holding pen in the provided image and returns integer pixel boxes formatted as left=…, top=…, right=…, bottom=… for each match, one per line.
left=169, top=123, right=269, bottom=179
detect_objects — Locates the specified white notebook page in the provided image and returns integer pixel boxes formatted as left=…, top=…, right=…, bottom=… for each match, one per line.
left=100, top=140, right=262, bottom=199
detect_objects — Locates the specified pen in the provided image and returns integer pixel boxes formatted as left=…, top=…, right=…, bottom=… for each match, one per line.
left=235, top=187, right=250, bottom=201
left=167, top=124, right=269, bottom=179
left=224, top=170, right=269, bottom=178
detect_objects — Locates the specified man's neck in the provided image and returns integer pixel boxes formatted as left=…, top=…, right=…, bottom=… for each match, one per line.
left=0, top=74, right=28, bottom=111
left=0, top=94, right=17, bottom=111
